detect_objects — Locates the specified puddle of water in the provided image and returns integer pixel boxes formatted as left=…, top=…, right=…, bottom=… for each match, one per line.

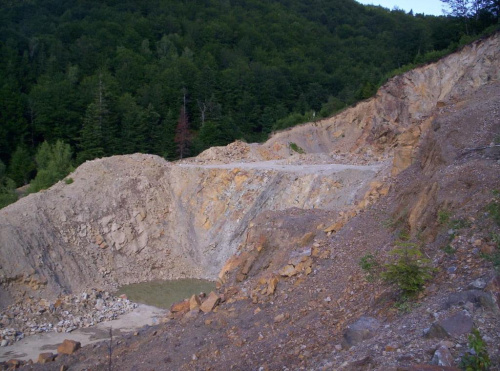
left=116, top=279, right=215, bottom=309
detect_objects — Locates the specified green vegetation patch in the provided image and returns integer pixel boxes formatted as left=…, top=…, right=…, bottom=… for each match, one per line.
left=289, top=142, right=305, bottom=154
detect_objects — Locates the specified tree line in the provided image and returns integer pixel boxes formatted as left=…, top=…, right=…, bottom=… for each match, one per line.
left=0, top=0, right=498, bottom=208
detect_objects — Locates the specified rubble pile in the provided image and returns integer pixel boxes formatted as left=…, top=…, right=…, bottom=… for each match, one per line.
left=0, top=290, right=136, bottom=347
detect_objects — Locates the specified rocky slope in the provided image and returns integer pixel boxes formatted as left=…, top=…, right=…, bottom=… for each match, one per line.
left=0, top=32, right=499, bottom=370
left=0, top=150, right=385, bottom=306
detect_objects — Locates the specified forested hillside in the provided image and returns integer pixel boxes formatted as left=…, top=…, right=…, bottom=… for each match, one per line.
left=0, top=0, right=497, bottom=193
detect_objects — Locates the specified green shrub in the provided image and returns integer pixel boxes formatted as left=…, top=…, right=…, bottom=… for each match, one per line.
left=438, top=209, right=451, bottom=225
left=482, top=233, right=500, bottom=272
left=460, top=328, right=491, bottom=371
left=0, top=160, right=18, bottom=209
left=65, top=178, right=74, bottom=184
left=28, top=140, right=73, bottom=193
left=289, top=142, right=305, bottom=154
left=442, top=244, right=455, bottom=255
left=381, top=242, right=433, bottom=299
left=359, top=253, right=379, bottom=281
left=486, top=190, right=500, bottom=226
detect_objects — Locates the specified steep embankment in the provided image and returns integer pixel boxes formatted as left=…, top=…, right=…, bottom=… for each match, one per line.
left=0, top=154, right=383, bottom=306
left=0, top=33, right=499, bottom=310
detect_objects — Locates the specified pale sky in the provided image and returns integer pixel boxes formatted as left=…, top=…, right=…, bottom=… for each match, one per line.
left=356, top=0, right=447, bottom=16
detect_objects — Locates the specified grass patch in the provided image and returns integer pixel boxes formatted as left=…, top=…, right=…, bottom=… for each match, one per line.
left=442, top=244, right=455, bottom=255
left=359, top=253, right=379, bottom=282
left=289, top=142, right=305, bottom=154
left=65, top=177, right=74, bottom=184
left=438, top=209, right=451, bottom=225
left=486, top=190, right=500, bottom=226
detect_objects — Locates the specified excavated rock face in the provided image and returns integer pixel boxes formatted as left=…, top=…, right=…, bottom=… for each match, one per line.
left=0, top=33, right=499, bottom=308
left=262, top=34, right=500, bottom=172
left=0, top=154, right=382, bottom=305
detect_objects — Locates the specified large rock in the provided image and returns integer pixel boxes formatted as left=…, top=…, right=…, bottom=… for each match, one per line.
left=343, top=316, right=381, bottom=346
left=37, top=352, right=56, bottom=364
left=431, top=345, right=454, bottom=367
left=200, top=292, right=220, bottom=313
left=57, top=339, right=81, bottom=355
left=189, top=295, right=201, bottom=311
left=425, top=312, right=473, bottom=339
left=170, top=300, right=190, bottom=314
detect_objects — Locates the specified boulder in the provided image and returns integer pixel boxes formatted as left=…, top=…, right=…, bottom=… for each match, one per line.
left=266, top=276, right=279, bottom=295
left=343, top=316, right=381, bottom=346
left=431, top=345, right=454, bottom=367
left=425, top=312, right=473, bottom=339
left=170, top=300, right=190, bottom=313
left=200, top=292, right=220, bottom=313
left=37, top=352, right=56, bottom=364
left=189, top=295, right=201, bottom=311
left=57, top=339, right=81, bottom=355
left=444, top=290, right=491, bottom=309
left=485, top=275, right=500, bottom=311
left=6, top=359, right=23, bottom=369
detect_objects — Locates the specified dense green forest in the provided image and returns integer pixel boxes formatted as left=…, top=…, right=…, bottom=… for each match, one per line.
left=0, top=0, right=498, bottom=205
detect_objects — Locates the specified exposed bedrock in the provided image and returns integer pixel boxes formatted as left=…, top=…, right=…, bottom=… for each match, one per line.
left=0, top=155, right=382, bottom=305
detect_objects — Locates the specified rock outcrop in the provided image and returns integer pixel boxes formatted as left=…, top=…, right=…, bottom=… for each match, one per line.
left=0, top=154, right=382, bottom=304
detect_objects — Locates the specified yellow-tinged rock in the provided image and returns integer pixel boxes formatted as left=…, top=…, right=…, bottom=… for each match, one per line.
left=279, top=264, right=298, bottom=277
left=392, top=146, right=414, bottom=176
left=324, top=221, right=343, bottom=233
left=189, top=294, right=201, bottom=310
left=267, top=276, right=279, bottom=295
left=379, top=186, right=390, bottom=196
left=57, top=339, right=81, bottom=355
left=299, top=232, right=315, bottom=247
left=200, top=291, right=220, bottom=313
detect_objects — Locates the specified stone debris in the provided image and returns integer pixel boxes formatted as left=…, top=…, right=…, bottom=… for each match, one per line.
left=0, top=289, right=137, bottom=347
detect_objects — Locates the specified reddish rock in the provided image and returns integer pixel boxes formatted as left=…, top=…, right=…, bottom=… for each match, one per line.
left=37, top=352, right=56, bottom=364
left=170, top=300, right=190, bottom=313
left=200, top=291, right=220, bottom=313
left=6, top=359, right=23, bottom=369
left=57, top=339, right=81, bottom=355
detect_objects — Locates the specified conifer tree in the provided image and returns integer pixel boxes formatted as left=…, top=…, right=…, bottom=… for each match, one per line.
left=8, top=145, right=35, bottom=186
left=175, top=105, right=190, bottom=159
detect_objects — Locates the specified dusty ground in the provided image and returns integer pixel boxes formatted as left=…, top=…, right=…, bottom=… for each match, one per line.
left=0, top=304, right=166, bottom=362
left=15, top=79, right=500, bottom=371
